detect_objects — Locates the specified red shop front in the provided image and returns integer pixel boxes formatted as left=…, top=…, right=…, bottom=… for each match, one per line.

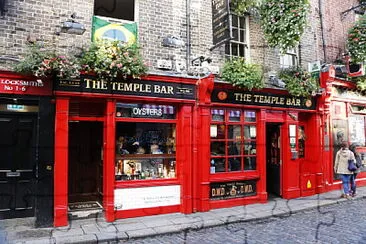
left=53, top=74, right=212, bottom=227
left=193, top=82, right=324, bottom=212
left=319, top=67, right=366, bottom=192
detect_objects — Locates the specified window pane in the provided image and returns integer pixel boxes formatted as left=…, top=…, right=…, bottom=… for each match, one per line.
left=229, top=157, right=241, bottom=171
left=244, top=142, right=256, bottom=155
left=240, top=30, right=245, bottom=42
left=211, top=109, right=225, bottom=121
left=228, top=125, right=241, bottom=140
left=228, top=142, right=241, bottom=155
left=229, top=110, right=241, bottom=122
left=211, top=158, right=226, bottom=173
left=239, top=44, right=245, bottom=57
left=244, top=157, right=256, bottom=170
left=298, top=126, right=305, bottom=158
left=239, top=17, right=245, bottom=28
left=211, top=142, right=225, bottom=156
left=231, top=43, right=238, bottom=56
left=94, top=0, right=134, bottom=21
left=244, top=111, right=256, bottom=122
left=244, top=126, right=256, bottom=139
left=232, top=28, right=239, bottom=41
left=232, top=15, right=238, bottom=27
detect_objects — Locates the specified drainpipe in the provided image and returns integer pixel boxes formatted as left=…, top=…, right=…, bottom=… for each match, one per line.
left=186, top=0, right=191, bottom=70
left=318, top=0, right=327, bottom=62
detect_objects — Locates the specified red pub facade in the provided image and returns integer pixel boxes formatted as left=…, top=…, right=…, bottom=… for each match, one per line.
left=52, top=72, right=327, bottom=227
left=1, top=69, right=366, bottom=227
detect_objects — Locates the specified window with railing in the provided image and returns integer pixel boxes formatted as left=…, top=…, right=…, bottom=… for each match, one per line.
left=210, top=109, right=257, bottom=173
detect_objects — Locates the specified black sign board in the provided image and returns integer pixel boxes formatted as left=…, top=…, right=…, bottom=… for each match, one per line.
left=212, top=0, right=231, bottom=46
left=211, top=89, right=317, bottom=110
left=55, top=75, right=196, bottom=100
left=210, top=180, right=257, bottom=200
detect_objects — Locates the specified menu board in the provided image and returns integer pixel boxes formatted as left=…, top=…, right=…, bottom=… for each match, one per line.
left=349, top=116, right=365, bottom=146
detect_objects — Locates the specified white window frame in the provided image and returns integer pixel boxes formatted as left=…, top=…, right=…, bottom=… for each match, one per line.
left=225, top=15, right=250, bottom=60
left=280, top=48, right=298, bottom=68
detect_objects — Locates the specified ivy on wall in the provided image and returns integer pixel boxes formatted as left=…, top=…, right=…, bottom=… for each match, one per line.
left=259, top=0, right=310, bottom=53
left=347, top=14, right=366, bottom=63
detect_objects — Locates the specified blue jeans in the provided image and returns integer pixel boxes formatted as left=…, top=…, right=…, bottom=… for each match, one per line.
left=341, top=174, right=352, bottom=194
left=350, top=173, right=358, bottom=194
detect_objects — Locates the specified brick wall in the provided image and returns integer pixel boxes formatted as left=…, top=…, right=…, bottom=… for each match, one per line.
left=0, top=0, right=360, bottom=75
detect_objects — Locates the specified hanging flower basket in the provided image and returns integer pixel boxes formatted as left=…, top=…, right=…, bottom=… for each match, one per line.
left=14, top=44, right=79, bottom=79
left=278, top=66, right=319, bottom=97
left=78, top=39, right=148, bottom=80
left=221, top=57, right=264, bottom=90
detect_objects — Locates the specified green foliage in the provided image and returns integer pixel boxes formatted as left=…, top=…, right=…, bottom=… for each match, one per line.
left=278, top=66, right=319, bottom=97
left=231, top=0, right=260, bottom=16
left=79, top=39, right=148, bottom=80
left=353, top=76, right=366, bottom=91
left=14, top=44, right=79, bottom=79
left=259, top=0, right=310, bottom=53
left=221, top=57, right=263, bottom=90
left=347, top=15, right=366, bottom=63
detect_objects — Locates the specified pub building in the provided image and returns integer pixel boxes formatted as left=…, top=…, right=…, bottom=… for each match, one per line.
left=53, top=73, right=212, bottom=227
left=192, top=80, right=323, bottom=213
left=319, top=66, right=366, bottom=193
left=0, top=71, right=54, bottom=227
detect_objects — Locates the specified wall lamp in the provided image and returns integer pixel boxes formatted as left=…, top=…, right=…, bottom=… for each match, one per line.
left=60, top=20, right=86, bottom=35
left=191, top=56, right=212, bottom=66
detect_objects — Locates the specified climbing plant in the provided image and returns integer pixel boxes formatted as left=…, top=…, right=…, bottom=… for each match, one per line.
left=230, top=0, right=260, bottom=16
left=347, top=14, right=366, bottom=63
left=259, top=0, right=310, bottom=53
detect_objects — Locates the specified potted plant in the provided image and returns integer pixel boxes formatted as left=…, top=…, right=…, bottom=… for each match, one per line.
left=78, top=39, right=148, bottom=80
left=221, top=57, right=264, bottom=90
left=278, top=66, right=319, bottom=97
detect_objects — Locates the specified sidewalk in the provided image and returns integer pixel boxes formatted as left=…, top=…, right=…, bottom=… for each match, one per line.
left=1, top=187, right=365, bottom=244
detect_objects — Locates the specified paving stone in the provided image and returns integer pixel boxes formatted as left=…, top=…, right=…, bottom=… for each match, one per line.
left=51, top=228, right=84, bottom=238
left=125, top=228, right=157, bottom=238
left=115, top=222, right=147, bottom=232
left=80, top=224, right=100, bottom=234
left=54, top=234, right=97, bottom=244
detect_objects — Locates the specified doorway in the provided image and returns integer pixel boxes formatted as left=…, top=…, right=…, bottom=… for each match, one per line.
left=0, top=114, right=37, bottom=219
left=266, top=123, right=282, bottom=197
left=68, top=121, right=103, bottom=210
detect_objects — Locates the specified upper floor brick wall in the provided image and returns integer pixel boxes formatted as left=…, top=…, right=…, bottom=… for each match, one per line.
left=0, top=0, right=360, bottom=75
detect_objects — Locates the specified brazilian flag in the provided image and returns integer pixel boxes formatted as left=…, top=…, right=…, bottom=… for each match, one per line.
left=92, top=16, right=137, bottom=44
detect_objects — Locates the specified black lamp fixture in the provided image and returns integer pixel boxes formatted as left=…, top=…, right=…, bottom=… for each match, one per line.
left=60, top=13, right=86, bottom=35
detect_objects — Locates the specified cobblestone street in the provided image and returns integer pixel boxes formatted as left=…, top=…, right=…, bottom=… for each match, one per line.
left=126, top=198, right=366, bottom=244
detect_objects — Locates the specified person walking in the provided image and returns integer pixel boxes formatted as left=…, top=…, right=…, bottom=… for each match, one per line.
left=349, top=144, right=362, bottom=197
left=334, top=141, right=355, bottom=199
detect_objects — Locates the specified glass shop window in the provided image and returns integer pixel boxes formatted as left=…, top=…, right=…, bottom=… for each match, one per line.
left=115, top=122, right=176, bottom=181
left=210, top=109, right=257, bottom=173
left=115, top=103, right=177, bottom=181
